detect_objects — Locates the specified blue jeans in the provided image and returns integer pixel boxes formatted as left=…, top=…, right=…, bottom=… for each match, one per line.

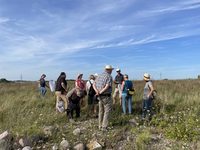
left=122, top=93, right=132, bottom=114
left=40, top=87, right=47, bottom=96
left=142, top=97, right=152, bottom=118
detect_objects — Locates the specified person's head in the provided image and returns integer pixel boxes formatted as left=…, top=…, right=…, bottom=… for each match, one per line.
left=89, top=74, right=95, bottom=80
left=124, top=74, right=129, bottom=80
left=60, top=72, right=66, bottom=78
left=77, top=73, right=83, bottom=79
left=143, top=73, right=150, bottom=81
left=104, top=65, right=114, bottom=74
left=116, top=68, right=121, bottom=74
left=41, top=74, right=46, bottom=78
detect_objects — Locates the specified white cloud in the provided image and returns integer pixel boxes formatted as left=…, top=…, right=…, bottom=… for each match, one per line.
left=0, top=17, right=9, bottom=24
left=137, top=1, right=200, bottom=17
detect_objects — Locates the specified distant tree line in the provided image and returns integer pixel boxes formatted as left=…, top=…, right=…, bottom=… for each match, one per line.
left=0, top=78, right=10, bottom=83
left=198, top=75, right=200, bottom=79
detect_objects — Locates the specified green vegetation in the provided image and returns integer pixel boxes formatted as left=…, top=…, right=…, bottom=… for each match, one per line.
left=0, top=79, right=200, bottom=149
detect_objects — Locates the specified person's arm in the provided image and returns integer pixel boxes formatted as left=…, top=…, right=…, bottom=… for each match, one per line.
left=99, top=83, right=109, bottom=94
left=93, top=82, right=100, bottom=96
left=99, top=76, right=112, bottom=94
left=121, top=81, right=125, bottom=93
left=61, top=82, right=68, bottom=93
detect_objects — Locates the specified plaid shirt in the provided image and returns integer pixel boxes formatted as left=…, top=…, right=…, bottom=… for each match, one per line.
left=95, top=71, right=113, bottom=94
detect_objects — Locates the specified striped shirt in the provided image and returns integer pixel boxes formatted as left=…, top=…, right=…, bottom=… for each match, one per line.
left=95, top=71, right=113, bottom=94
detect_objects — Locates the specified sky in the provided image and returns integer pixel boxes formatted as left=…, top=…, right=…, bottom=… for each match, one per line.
left=0, top=0, right=200, bottom=81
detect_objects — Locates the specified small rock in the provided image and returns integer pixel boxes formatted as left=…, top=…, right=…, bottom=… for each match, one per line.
left=19, top=137, right=32, bottom=147
left=87, top=140, right=102, bottom=150
left=22, top=146, right=32, bottom=150
left=19, top=138, right=25, bottom=147
left=129, top=119, right=138, bottom=127
left=151, top=134, right=160, bottom=142
left=74, top=142, right=85, bottom=150
left=0, top=131, right=9, bottom=140
left=52, top=144, right=59, bottom=150
left=73, top=128, right=81, bottom=136
left=43, top=126, right=54, bottom=136
left=60, top=139, right=70, bottom=150
left=127, top=136, right=131, bottom=142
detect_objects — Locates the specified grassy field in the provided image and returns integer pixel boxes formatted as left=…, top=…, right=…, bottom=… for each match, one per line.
left=0, top=79, right=200, bottom=149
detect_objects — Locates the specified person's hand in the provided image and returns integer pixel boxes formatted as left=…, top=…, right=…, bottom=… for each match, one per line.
left=95, top=90, right=100, bottom=96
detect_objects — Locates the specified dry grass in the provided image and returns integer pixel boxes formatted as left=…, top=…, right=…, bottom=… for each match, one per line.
left=0, top=79, right=200, bottom=147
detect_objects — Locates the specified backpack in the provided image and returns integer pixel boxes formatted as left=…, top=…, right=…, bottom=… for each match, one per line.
left=88, top=81, right=96, bottom=96
left=124, top=80, right=134, bottom=96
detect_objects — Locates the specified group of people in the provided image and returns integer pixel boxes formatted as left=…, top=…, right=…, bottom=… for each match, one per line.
left=38, top=65, right=155, bottom=131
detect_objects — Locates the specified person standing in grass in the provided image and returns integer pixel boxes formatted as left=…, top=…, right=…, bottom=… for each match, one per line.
left=142, top=73, right=154, bottom=120
left=93, top=65, right=114, bottom=131
left=39, top=74, right=48, bottom=96
left=55, top=72, right=68, bottom=111
left=121, top=74, right=134, bottom=115
left=113, top=68, right=124, bottom=105
left=86, top=74, right=98, bottom=118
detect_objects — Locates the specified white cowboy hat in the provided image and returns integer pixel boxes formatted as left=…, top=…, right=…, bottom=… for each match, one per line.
left=105, top=65, right=114, bottom=70
left=116, top=68, right=121, bottom=72
left=144, top=73, right=150, bottom=81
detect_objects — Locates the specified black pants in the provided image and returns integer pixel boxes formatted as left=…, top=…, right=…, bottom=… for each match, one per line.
left=67, top=101, right=80, bottom=119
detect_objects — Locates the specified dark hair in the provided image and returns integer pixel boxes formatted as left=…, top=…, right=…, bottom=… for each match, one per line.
left=60, top=72, right=66, bottom=76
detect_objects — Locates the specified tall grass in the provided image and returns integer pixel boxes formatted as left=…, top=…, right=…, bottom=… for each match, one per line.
left=0, top=79, right=200, bottom=144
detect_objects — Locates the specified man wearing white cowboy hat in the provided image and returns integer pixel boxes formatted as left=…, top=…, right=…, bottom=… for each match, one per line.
left=93, top=65, right=114, bottom=131
left=142, top=73, right=154, bottom=120
left=113, top=68, right=124, bottom=105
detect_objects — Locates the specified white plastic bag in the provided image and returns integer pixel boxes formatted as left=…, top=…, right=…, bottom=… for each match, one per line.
left=49, top=80, right=55, bottom=92
left=56, top=100, right=65, bottom=113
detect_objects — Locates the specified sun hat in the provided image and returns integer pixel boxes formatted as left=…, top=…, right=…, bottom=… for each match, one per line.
left=144, top=73, right=150, bottom=81
left=105, top=65, right=114, bottom=70
left=116, top=68, right=121, bottom=72
left=94, top=73, right=98, bottom=77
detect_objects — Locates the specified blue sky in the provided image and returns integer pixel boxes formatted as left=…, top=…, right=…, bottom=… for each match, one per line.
left=0, top=0, right=200, bottom=80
